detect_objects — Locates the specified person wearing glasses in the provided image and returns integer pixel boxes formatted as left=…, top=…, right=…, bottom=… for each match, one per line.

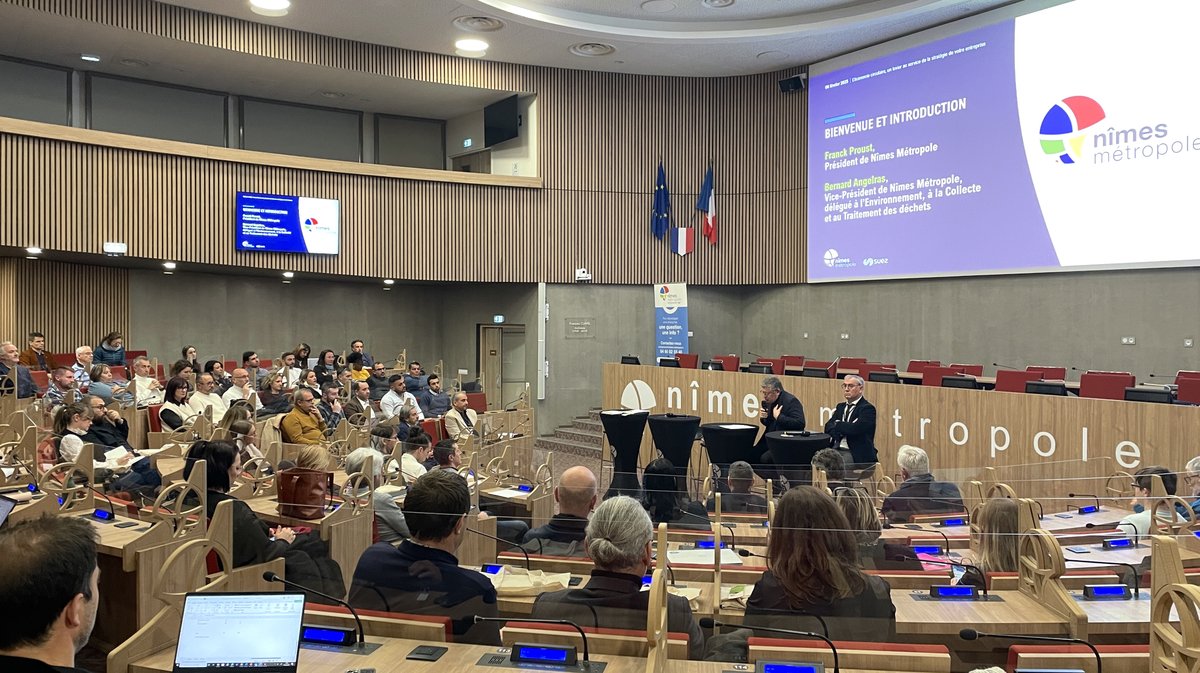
left=824, top=374, right=877, bottom=468
left=1184, top=457, right=1200, bottom=516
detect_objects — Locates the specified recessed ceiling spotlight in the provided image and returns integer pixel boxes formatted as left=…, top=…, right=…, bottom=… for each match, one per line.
left=320, top=91, right=345, bottom=99
left=702, top=0, right=735, bottom=7
left=452, top=16, right=505, bottom=33
left=24, top=256, right=37, bottom=260
left=282, top=271, right=295, bottom=278
left=382, top=286, right=392, bottom=291
left=162, top=261, right=177, bottom=270
left=120, top=58, right=149, bottom=68
left=640, top=0, right=676, bottom=13
left=25, top=247, right=42, bottom=255
left=163, top=271, right=174, bottom=275
left=80, top=54, right=101, bottom=63
left=455, top=38, right=489, bottom=58
left=282, top=280, right=292, bottom=284
left=249, top=0, right=290, bottom=17
left=383, top=279, right=395, bottom=285
left=569, top=43, right=616, bottom=57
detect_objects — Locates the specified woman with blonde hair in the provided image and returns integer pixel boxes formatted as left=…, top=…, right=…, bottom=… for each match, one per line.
left=961, top=498, right=1019, bottom=588
left=745, top=486, right=895, bottom=641
left=834, top=486, right=920, bottom=570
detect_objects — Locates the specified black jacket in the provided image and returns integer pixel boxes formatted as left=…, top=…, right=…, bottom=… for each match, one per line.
left=745, top=570, right=897, bottom=642
left=0, top=655, right=90, bottom=673
left=706, top=492, right=768, bottom=514
left=81, top=417, right=132, bottom=452
left=758, top=390, right=805, bottom=444
left=522, top=513, right=588, bottom=545
left=823, top=398, right=878, bottom=465
left=880, top=473, right=965, bottom=523
left=532, top=569, right=705, bottom=659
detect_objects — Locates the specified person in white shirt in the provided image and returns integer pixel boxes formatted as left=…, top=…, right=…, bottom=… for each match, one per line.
left=1117, top=465, right=1182, bottom=541
left=280, top=351, right=302, bottom=388
left=72, top=345, right=94, bottom=390
left=398, top=430, right=433, bottom=485
left=55, top=402, right=133, bottom=474
left=380, top=374, right=422, bottom=420
left=130, top=356, right=164, bottom=407
left=189, top=372, right=229, bottom=422
left=220, top=368, right=263, bottom=411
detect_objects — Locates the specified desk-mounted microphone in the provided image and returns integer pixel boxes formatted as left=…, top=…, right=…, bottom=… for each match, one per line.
left=469, top=527, right=531, bottom=569
left=700, top=618, right=838, bottom=673
left=1068, top=492, right=1102, bottom=513
left=262, top=571, right=365, bottom=648
left=1063, top=557, right=1141, bottom=598
left=473, top=616, right=590, bottom=663
left=959, top=628, right=1100, bottom=673
left=899, top=556, right=986, bottom=596
left=991, top=363, right=1019, bottom=370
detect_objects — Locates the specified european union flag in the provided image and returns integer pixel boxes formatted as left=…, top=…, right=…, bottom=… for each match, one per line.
left=651, top=160, right=672, bottom=240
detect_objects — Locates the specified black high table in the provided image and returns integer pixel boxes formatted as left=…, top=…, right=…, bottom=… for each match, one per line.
left=600, top=409, right=649, bottom=497
left=764, top=430, right=831, bottom=489
left=647, top=413, right=701, bottom=491
left=699, top=422, right=760, bottom=479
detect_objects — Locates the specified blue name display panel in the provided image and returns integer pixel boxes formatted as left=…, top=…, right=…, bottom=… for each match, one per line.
left=236, top=192, right=340, bottom=254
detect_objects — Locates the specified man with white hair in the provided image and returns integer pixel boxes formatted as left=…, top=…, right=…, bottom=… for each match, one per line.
left=345, top=447, right=409, bottom=544
left=188, top=372, right=229, bottom=423
left=881, top=445, right=964, bottom=523
left=530, top=495, right=705, bottom=659
left=71, top=346, right=94, bottom=390
left=0, top=341, right=36, bottom=398
left=1182, top=456, right=1200, bottom=516
left=824, top=374, right=878, bottom=467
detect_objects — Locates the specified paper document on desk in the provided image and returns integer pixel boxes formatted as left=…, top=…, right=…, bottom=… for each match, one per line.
left=490, top=567, right=571, bottom=596
left=668, top=585, right=703, bottom=611
left=666, top=547, right=743, bottom=565
left=718, top=424, right=756, bottom=430
left=104, top=447, right=130, bottom=462
left=488, top=488, right=529, bottom=499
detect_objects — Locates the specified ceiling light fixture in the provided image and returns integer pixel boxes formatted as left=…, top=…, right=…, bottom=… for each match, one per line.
left=640, top=0, right=676, bottom=13
left=80, top=54, right=101, bottom=63
left=383, top=279, right=395, bottom=285
left=25, top=256, right=37, bottom=260
left=452, top=16, right=505, bottom=33
left=249, top=0, right=290, bottom=17
left=25, top=247, right=42, bottom=255
left=282, top=271, right=295, bottom=278
left=455, top=38, right=489, bottom=58
left=569, top=43, right=616, bottom=57
left=162, top=261, right=177, bottom=270
left=702, top=0, right=735, bottom=7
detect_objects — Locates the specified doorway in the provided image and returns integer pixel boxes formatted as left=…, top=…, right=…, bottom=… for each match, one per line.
left=477, top=324, right=527, bottom=410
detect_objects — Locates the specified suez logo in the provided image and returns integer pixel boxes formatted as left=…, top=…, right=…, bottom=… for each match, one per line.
left=619, top=378, right=1145, bottom=468
left=862, top=257, right=889, bottom=267
left=1038, top=95, right=1191, bottom=165
left=822, top=249, right=854, bottom=268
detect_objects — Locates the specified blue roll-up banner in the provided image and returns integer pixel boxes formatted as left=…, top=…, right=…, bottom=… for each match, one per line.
left=653, top=284, right=688, bottom=360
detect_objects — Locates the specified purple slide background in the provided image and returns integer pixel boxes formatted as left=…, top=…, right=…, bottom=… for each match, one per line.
left=807, top=21, right=1058, bottom=281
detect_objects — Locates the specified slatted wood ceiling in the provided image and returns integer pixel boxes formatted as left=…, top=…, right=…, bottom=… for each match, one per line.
left=0, top=0, right=807, bottom=285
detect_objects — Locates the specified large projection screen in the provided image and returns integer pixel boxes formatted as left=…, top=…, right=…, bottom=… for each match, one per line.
left=806, top=0, right=1200, bottom=282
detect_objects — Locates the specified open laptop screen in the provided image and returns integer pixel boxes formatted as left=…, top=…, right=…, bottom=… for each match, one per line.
left=0, top=496, right=15, bottom=529
left=174, top=592, right=305, bottom=673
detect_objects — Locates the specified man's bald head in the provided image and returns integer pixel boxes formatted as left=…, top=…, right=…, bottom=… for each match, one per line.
left=555, top=466, right=598, bottom=517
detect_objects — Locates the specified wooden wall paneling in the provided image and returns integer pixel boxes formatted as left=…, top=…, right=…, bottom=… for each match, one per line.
left=0, top=258, right=17, bottom=341
left=0, top=0, right=807, bottom=286
left=10, top=258, right=129, bottom=354
left=602, top=364, right=1200, bottom=507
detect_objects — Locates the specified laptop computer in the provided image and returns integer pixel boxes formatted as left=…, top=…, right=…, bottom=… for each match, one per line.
left=0, top=495, right=16, bottom=529
left=173, top=592, right=306, bottom=673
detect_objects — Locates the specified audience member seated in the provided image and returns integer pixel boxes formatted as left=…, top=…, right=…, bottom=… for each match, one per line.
left=93, top=330, right=126, bottom=366
left=71, top=346, right=93, bottom=390
left=189, top=373, right=229, bottom=422
left=257, top=373, right=292, bottom=416
left=0, top=341, right=36, bottom=398
left=522, top=466, right=598, bottom=551
left=443, top=391, right=478, bottom=442
left=293, top=343, right=311, bottom=367
left=641, top=458, right=709, bottom=529
left=380, top=375, right=420, bottom=420
left=18, top=331, right=57, bottom=371
left=1185, top=456, right=1200, bottom=516
left=183, top=439, right=344, bottom=599
left=403, top=361, right=428, bottom=394
left=228, top=419, right=264, bottom=464
left=834, top=486, right=920, bottom=570
left=55, top=403, right=159, bottom=495
left=745, top=486, right=896, bottom=641
left=221, top=368, right=263, bottom=412
left=706, top=460, right=767, bottom=513
left=219, top=402, right=253, bottom=432
left=44, top=367, right=75, bottom=411
left=345, top=447, right=410, bottom=544
left=880, top=444, right=964, bottom=523
left=349, top=469, right=500, bottom=644
left=346, top=352, right=370, bottom=382
left=180, top=345, right=200, bottom=373
left=336, top=367, right=354, bottom=394
left=399, top=429, right=432, bottom=485
left=531, top=495, right=705, bottom=659
left=811, top=448, right=847, bottom=491
left=297, top=369, right=321, bottom=397
left=351, top=339, right=375, bottom=368
left=317, top=382, right=344, bottom=430
left=419, top=373, right=451, bottom=417
left=81, top=394, right=163, bottom=496
left=280, top=388, right=327, bottom=444
left=960, top=498, right=1018, bottom=589
left=203, top=359, right=232, bottom=391
left=312, top=349, right=338, bottom=385
left=426, top=438, right=460, bottom=471
left=280, top=351, right=302, bottom=388
left=158, top=377, right=194, bottom=431
left=366, top=361, right=391, bottom=401
left=344, top=381, right=376, bottom=425
left=1118, top=465, right=1182, bottom=539
left=294, top=444, right=334, bottom=476
left=242, top=351, right=272, bottom=382
left=169, top=359, right=194, bottom=379
left=396, top=403, right=421, bottom=441
left=86, top=364, right=131, bottom=406
left=0, top=515, right=100, bottom=673
left=130, top=356, right=164, bottom=407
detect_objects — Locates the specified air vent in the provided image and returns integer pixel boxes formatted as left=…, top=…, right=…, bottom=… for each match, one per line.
left=569, top=43, right=617, bottom=57
left=452, top=16, right=505, bottom=33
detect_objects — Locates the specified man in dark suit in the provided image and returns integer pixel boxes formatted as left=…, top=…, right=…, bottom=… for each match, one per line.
left=881, top=445, right=964, bottom=523
left=531, top=495, right=705, bottom=659
left=754, top=376, right=806, bottom=487
left=824, top=374, right=878, bottom=467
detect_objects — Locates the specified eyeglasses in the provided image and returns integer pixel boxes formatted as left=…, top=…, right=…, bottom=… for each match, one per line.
left=842, top=384, right=861, bottom=389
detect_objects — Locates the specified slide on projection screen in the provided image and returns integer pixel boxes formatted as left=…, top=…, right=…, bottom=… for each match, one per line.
left=807, top=0, right=1200, bottom=282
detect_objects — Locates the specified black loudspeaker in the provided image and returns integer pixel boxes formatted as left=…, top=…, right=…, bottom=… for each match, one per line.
left=1124, top=386, right=1173, bottom=404
left=942, top=376, right=980, bottom=390
left=620, top=355, right=640, bottom=365
left=747, top=363, right=773, bottom=374
left=701, top=361, right=724, bottom=371
left=778, top=74, right=807, bottom=93
left=1026, top=381, right=1068, bottom=396
left=658, top=358, right=681, bottom=368
left=868, top=371, right=901, bottom=384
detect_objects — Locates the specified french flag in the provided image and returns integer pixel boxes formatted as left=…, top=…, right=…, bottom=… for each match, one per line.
left=696, top=165, right=717, bottom=245
left=671, top=226, right=694, bottom=256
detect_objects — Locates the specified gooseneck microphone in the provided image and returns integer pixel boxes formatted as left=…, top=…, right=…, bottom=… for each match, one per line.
left=899, top=556, right=987, bottom=596
left=262, top=571, right=365, bottom=647
left=991, top=363, right=1018, bottom=370
left=474, top=616, right=590, bottom=662
left=468, top=527, right=531, bottom=569
left=1068, top=493, right=1102, bottom=510
left=959, top=628, right=1100, bottom=673
left=700, top=618, right=838, bottom=673
left=1062, top=557, right=1141, bottom=598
